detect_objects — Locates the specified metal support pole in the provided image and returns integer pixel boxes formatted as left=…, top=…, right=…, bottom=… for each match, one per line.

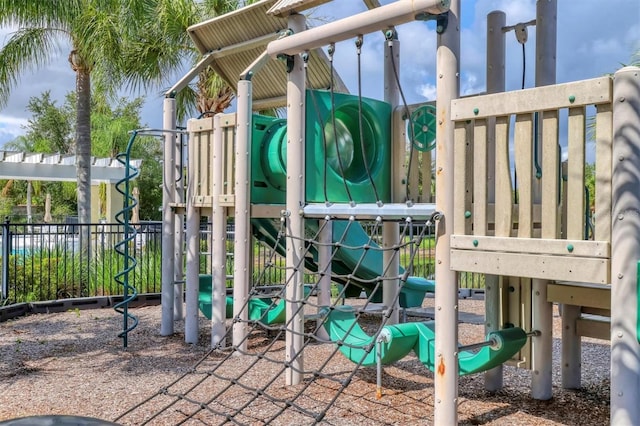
left=285, top=13, right=306, bottom=386
left=434, top=1, right=460, bottom=424
left=266, top=0, right=450, bottom=57
left=185, top=131, right=200, bottom=344
left=383, top=33, right=400, bottom=325
left=484, top=10, right=506, bottom=393
left=2, top=218, right=9, bottom=300
left=610, top=66, right=640, bottom=425
left=232, top=80, right=253, bottom=352
left=211, top=114, right=228, bottom=348
left=316, top=218, right=331, bottom=340
left=531, top=0, right=556, bottom=401
left=160, top=97, right=176, bottom=336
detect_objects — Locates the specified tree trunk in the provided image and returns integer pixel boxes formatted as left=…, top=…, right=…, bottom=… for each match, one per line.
left=75, top=67, right=92, bottom=292
left=76, top=68, right=91, bottom=224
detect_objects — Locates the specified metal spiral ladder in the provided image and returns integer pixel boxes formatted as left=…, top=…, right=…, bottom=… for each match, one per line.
left=114, top=131, right=140, bottom=347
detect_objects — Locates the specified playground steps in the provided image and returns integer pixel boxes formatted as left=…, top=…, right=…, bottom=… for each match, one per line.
left=548, top=281, right=611, bottom=341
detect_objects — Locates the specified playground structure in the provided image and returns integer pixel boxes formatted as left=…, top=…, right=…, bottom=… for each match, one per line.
left=128, top=0, right=640, bottom=424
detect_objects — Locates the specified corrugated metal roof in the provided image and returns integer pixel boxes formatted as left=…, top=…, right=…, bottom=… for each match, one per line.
left=186, top=0, right=347, bottom=110
left=266, top=0, right=332, bottom=17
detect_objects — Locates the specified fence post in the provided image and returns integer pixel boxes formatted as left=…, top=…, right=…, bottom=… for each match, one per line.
left=1, top=217, right=9, bottom=300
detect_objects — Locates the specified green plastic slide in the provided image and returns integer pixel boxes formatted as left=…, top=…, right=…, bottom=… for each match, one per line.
left=198, top=274, right=287, bottom=325
left=251, top=218, right=435, bottom=308
left=322, top=306, right=419, bottom=367
left=412, top=321, right=528, bottom=375
left=322, top=305, right=528, bottom=375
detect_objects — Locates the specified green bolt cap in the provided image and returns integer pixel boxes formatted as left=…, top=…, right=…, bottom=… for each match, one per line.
left=473, top=108, right=479, bottom=115
left=567, top=244, right=574, bottom=252
left=464, top=210, right=471, bottom=218
left=473, top=239, right=479, bottom=247
left=568, top=95, right=576, bottom=103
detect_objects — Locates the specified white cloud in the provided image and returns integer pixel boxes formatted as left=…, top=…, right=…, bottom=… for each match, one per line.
left=0, top=114, right=28, bottom=147
left=0, top=0, right=637, bottom=135
left=418, top=83, right=436, bottom=101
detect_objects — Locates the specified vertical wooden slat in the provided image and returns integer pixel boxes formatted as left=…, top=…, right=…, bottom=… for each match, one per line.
left=561, top=110, right=582, bottom=396
left=453, top=121, right=468, bottom=235
left=494, top=116, right=512, bottom=236
left=560, top=161, right=568, bottom=239
left=200, top=131, right=210, bottom=197
left=224, top=120, right=236, bottom=197
left=567, top=107, right=586, bottom=240
left=514, top=113, right=534, bottom=370
left=514, top=113, right=534, bottom=238
left=541, top=110, right=559, bottom=239
left=464, top=122, right=474, bottom=235
left=392, top=108, right=407, bottom=203
left=420, top=151, right=433, bottom=202
left=595, top=103, right=612, bottom=243
left=473, top=119, right=488, bottom=235
left=408, top=148, right=420, bottom=202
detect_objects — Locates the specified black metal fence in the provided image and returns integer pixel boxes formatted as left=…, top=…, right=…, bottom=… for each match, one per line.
left=1, top=218, right=482, bottom=305
left=1, top=220, right=164, bottom=304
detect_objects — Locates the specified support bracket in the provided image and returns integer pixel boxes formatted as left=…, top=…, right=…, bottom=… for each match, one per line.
left=278, top=54, right=295, bottom=73
left=415, top=11, right=449, bottom=34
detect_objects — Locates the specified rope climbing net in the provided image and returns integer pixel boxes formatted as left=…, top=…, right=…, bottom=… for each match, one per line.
left=115, top=214, right=437, bottom=425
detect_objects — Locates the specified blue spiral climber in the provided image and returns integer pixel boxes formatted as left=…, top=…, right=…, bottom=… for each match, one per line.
left=114, top=131, right=140, bottom=348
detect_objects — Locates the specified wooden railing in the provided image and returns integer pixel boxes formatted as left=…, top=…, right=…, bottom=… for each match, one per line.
left=449, top=76, right=613, bottom=285
left=187, top=113, right=237, bottom=209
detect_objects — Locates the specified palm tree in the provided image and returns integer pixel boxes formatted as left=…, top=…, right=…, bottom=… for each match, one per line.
left=0, top=0, right=148, bottom=224
left=123, top=0, right=257, bottom=121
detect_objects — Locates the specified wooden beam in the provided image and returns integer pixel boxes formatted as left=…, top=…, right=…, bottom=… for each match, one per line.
left=547, top=282, right=611, bottom=309
left=450, top=249, right=609, bottom=284
left=451, top=77, right=612, bottom=120
left=450, top=235, right=609, bottom=258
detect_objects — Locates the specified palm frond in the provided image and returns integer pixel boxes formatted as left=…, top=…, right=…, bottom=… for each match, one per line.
left=173, top=85, right=199, bottom=123
left=0, top=0, right=80, bottom=28
left=0, top=27, right=68, bottom=108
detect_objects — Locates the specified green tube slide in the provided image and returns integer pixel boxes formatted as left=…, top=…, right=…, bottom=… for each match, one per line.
left=321, top=306, right=528, bottom=375
left=198, top=274, right=287, bottom=325
left=412, top=322, right=528, bottom=375
left=322, top=306, right=420, bottom=367
left=198, top=274, right=314, bottom=325
left=252, top=217, right=434, bottom=308
left=328, top=220, right=435, bottom=307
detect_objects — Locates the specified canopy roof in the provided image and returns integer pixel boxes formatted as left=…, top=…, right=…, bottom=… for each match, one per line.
left=0, top=151, right=141, bottom=184
left=185, top=0, right=348, bottom=110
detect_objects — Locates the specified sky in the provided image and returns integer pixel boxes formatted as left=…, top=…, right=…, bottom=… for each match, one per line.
left=0, top=0, right=638, bottom=147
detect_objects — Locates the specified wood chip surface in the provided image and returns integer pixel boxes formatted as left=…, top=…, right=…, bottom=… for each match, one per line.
left=0, top=298, right=610, bottom=425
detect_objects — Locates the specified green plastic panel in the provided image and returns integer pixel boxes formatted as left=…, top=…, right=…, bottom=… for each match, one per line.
left=250, top=90, right=391, bottom=204
left=306, top=90, right=391, bottom=203
left=251, top=114, right=287, bottom=204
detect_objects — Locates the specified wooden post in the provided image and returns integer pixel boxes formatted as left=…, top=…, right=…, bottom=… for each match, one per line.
left=285, top=13, right=306, bottom=386
left=383, top=31, right=400, bottom=325
left=232, top=80, right=253, bottom=352
left=484, top=9, right=506, bottom=392
left=211, top=114, right=228, bottom=348
left=160, top=96, right=176, bottom=336
left=185, top=123, right=200, bottom=344
left=434, top=1, right=460, bottom=423
left=610, top=66, right=640, bottom=425
left=531, top=0, right=556, bottom=400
